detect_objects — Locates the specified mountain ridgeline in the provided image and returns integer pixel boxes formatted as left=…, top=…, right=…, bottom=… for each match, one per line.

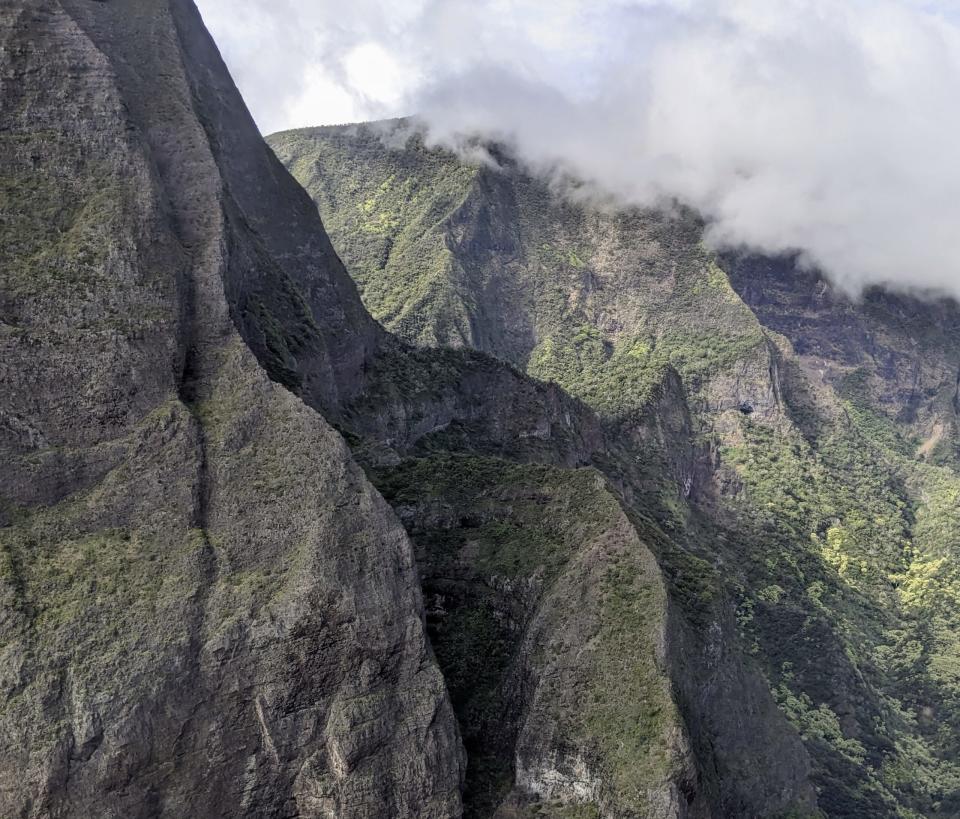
left=0, top=2, right=958, bottom=817
left=267, top=122, right=960, bottom=818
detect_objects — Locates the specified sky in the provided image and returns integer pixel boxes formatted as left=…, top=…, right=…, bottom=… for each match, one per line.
left=195, top=0, right=960, bottom=298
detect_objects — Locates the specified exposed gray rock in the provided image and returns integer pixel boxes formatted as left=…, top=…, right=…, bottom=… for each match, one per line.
left=0, top=1, right=463, bottom=816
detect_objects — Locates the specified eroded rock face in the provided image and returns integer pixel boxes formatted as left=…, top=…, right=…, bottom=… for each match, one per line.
left=373, top=458, right=707, bottom=819
left=0, top=2, right=462, bottom=816
left=723, top=252, right=960, bottom=457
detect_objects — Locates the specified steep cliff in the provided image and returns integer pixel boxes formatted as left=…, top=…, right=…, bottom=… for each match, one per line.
left=374, top=457, right=701, bottom=818
left=0, top=3, right=463, bottom=816
left=270, top=121, right=960, bottom=817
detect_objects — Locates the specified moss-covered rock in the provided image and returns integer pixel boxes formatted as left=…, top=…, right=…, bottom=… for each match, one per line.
left=373, top=455, right=694, bottom=818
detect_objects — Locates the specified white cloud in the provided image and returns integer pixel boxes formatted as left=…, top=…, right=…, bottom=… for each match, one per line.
left=196, top=0, right=960, bottom=298
left=284, top=65, right=365, bottom=129
left=195, top=0, right=423, bottom=131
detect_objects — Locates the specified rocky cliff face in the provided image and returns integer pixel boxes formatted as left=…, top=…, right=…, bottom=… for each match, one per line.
left=271, top=121, right=960, bottom=817
left=0, top=3, right=463, bottom=816
left=374, top=458, right=701, bottom=818
left=724, top=252, right=960, bottom=462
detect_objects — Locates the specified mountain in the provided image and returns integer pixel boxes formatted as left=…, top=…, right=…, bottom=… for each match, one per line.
left=0, top=3, right=462, bottom=816
left=2, top=1, right=959, bottom=816
left=1, top=2, right=818, bottom=816
left=268, top=121, right=960, bottom=817
left=0, top=2, right=716, bottom=817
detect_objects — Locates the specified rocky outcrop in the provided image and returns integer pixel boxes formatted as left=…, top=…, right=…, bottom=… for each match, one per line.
left=0, top=2, right=462, bottom=816
left=724, top=252, right=960, bottom=459
left=341, top=345, right=605, bottom=467
left=665, top=601, right=818, bottom=817
left=374, top=457, right=707, bottom=818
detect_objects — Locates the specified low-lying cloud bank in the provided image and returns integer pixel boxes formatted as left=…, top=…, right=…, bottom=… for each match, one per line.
left=200, top=0, right=960, bottom=298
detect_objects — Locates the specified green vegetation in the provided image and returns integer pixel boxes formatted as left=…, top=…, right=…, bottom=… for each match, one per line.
left=0, top=132, right=177, bottom=344
left=0, top=143, right=132, bottom=297
left=273, top=121, right=960, bottom=817
left=576, top=555, right=675, bottom=802
left=516, top=802, right=601, bottom=818
left=0, top=440, right=203, bottom=757
left=240, top=266, right=325, bottom=393
left=269, top=124, right=479, bottom=347
left=373, top=455, right=679, bottom=817
left=720, top=391, right=960, bottom=815
left=270, top=124, right=766, bottom=423
left=529, top=324, right=765, bottom=420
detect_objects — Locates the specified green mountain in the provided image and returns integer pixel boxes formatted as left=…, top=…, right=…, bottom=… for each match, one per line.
left=267, top=120, right=960, bottom=817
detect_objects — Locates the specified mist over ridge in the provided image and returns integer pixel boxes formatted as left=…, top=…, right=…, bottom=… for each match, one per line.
left=199, top=0, right=960, bottom=300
